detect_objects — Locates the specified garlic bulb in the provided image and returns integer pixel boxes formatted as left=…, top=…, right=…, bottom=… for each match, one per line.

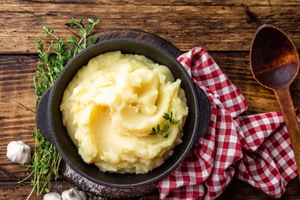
left=6, top=141, right=31, bottom=164
left=61, top=188, right=87, bottom=200
left=43, top=192, right=62, bottom=200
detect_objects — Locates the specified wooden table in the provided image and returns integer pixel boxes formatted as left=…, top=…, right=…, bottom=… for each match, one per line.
left=1, top=0, right=300, bottom=199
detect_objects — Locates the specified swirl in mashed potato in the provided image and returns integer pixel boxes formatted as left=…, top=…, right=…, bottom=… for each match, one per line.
left=60, top=51, right=188, bottom=174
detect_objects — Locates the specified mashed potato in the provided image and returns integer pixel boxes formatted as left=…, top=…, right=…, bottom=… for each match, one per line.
left=60, top=51, right=188, bottom=174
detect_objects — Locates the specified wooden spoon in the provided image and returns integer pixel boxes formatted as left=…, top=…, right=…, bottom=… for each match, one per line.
left=250, top=24, right=300, bottom=181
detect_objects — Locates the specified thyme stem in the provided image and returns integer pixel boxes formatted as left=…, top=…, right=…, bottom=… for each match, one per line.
left=19, top=18, right=100, bottom=198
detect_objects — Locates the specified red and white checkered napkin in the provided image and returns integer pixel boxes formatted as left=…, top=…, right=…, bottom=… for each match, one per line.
left=158, top=47, right=298, bottom=199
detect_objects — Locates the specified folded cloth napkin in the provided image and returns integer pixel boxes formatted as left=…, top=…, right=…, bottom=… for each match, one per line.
left=158, top=47, right=298, bottom=199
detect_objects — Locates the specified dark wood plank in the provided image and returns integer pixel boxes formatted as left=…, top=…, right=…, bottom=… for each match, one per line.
left=0, top=180, right=73, bottom=200
left=218, top=177, right=300, bottom=200
left=6, top=0, right=300, bottom=6
left=0, top=55, right=37, bottom=182
left=0, top=1, right=299, bottom=53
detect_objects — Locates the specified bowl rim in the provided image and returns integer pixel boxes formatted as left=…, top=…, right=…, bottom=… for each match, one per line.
left=40, top=37, right=206, bottom=188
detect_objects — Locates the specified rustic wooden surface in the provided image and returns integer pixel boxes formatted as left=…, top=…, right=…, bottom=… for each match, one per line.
left=1, top=0, right=300, bottom=199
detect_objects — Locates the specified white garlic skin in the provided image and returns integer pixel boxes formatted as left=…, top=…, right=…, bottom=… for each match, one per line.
left=6, top=141, right=31, bottom=164
left=61, top=188, right=87, bottom=200
left=43, top=192, right=62, bottom=200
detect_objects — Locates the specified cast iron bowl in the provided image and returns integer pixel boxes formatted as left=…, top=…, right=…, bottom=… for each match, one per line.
left=36, top=37, right=211, bottom=188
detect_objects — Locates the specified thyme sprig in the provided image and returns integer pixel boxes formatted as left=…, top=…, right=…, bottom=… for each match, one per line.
left=150, top=111, right=180, bottom=138
left=19, top=18, right=99, bottom=199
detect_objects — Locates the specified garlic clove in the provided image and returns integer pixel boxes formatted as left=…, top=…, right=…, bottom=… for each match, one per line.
left=61, top=188, right=87, bottom=200
left=6, top=141, right=31, bottom=164
left=43, top=192, right=62, bottom=200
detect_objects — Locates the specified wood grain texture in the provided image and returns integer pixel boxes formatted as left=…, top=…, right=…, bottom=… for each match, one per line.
left=219, top=178, right=300, bottom=200
left=0, top=180, right=73, bottom=200
left=1, top=0, right=300, bottom=199
left=0, top=1, right=299, bottom=53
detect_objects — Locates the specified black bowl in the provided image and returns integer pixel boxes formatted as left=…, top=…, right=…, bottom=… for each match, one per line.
left=36, top=37, right=210, bottom=188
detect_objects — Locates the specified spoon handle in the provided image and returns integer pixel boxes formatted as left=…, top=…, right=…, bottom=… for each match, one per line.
left=275, top=87, right=300, bottom=180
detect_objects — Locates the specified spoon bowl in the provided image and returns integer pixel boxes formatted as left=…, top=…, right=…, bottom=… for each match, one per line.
left=251, top=25, right=299, bottom=89
left=250, top=24, right=300, bottom=181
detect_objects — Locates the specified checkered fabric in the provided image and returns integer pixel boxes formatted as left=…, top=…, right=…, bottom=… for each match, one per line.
left=158, top=47, right=298, bottom=199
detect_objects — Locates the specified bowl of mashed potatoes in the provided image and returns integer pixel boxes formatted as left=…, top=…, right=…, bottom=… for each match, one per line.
left=36, top=37, right=210, bottom=188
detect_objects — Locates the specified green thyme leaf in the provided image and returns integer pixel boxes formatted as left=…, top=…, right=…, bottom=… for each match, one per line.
left=149, top=111, right=180, bottom=138
left=20, top=18, right=100, bottom=199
